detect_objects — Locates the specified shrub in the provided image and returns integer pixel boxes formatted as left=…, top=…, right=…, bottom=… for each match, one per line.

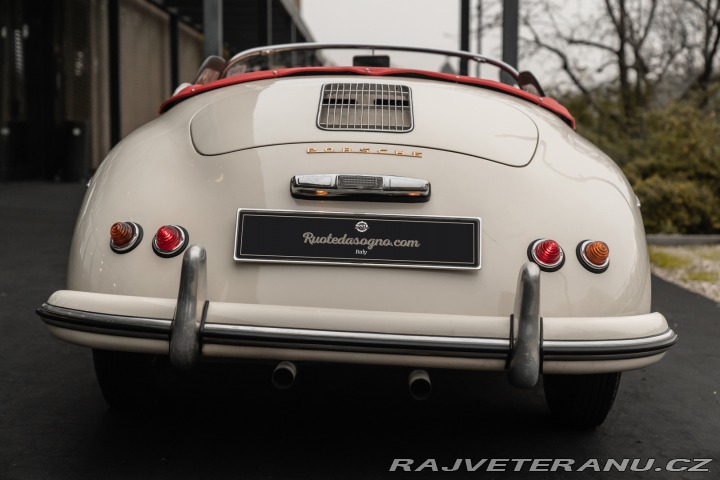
left=561, top=89, right=720, bottom=233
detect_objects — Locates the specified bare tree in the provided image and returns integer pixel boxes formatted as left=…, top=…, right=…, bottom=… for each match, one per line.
left=519, top=0, right=683, bottom=127
left=479, top=0, right=719, bottom=116
left=681, top=0, right=720, bottom=96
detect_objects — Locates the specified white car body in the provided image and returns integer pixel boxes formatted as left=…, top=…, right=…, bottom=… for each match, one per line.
left=38, top=44, right=676, bottom=426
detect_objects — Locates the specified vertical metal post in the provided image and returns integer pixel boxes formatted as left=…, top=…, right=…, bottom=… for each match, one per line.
left=266, top=0, right=273, bottom=46
left=476, top=0, right=483, bottom=77
left=460, top=0, right=470, bottom=76
left=290, top=22, right=297, bottom=66
left=203, top=0, right=223, bottom=58
left=109, top=0, right=120, bottom=146
left=170, top=13, right=179, bottom=90
left=502, top=0, right=519, bottom=84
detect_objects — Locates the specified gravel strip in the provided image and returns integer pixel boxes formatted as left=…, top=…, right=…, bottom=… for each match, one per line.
left=649, top=244, right=720, bottom=303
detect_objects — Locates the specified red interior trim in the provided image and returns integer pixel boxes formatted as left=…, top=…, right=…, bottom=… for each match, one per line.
left=159, top=66, right=575, bottom=129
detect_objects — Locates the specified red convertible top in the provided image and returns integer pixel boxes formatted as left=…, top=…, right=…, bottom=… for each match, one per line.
left=159, top=66, right=575, bottom=129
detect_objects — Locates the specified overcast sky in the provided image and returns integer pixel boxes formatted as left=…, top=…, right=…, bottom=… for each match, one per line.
left=301, top=0, right=463, bottom=51
left=301, top=0, right=473, bottom=73
left=300, top=0, right=587, bottom=87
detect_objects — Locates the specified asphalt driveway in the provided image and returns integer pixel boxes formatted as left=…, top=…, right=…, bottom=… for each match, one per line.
left=1, top=182, right=717, bottom=479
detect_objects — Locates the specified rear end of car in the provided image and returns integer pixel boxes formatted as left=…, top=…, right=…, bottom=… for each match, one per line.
left=37, top=50, right=676, bottom=426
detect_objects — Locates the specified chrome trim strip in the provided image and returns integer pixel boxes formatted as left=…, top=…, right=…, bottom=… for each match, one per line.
left=544, top=329, right=677, bottom=350
left=201, top=324, right=677, bottom=360
left=507, top=263, right=541, bottom=388
left=201, top=323, right=508, bottom=359
left=37, top=304, right=677, bottom=361
left=36, top=303, right=172, bottom=336
left=202, top=323, right=509, bottom=349
left=169, top=245, right=207, bottom=370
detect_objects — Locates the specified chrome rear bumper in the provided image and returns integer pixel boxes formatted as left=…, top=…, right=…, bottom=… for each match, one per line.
left=37, top=246, right=677, bottom=386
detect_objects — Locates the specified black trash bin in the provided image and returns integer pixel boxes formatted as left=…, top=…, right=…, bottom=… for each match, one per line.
left=0, top=121, right=27, bottom=181
left=0, top=124, right=10, bottom=181
left=62, top=120, right=89, bottom=182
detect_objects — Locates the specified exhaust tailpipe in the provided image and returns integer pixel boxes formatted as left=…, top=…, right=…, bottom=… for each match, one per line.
left=272, top=361, right=297, bottom=389
left=408, top=369, right=432, bottom=400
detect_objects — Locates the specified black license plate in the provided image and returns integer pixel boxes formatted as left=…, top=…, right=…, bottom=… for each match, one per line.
left=234, top=210, right=481, bottom=269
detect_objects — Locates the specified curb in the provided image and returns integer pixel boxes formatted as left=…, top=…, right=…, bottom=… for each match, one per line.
left=646, top=234, right=720, bottom=246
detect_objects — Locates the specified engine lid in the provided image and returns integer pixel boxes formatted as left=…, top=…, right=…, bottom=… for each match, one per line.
left=189, top=78, right=539, bottom=167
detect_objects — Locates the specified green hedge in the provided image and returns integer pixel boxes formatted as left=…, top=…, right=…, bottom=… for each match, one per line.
left=563, top=89, right=720, bottom=234
left=633, top=175, right=719, bottom=233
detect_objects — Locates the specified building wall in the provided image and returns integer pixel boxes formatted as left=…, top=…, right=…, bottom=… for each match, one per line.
left=119, top=0, right=171, bottom=139
left=63, top=0, right=111, bottom=173
left=118, top=0, right=204, bottom=142
left=89, top=0, right=111, bottom=171
left=178, top=22, right=204, bottom=85
left=0, top=0, right=306, bottom=180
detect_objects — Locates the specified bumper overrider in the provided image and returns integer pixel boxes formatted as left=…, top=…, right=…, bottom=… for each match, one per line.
left=37, top=246, right=677, bottom=388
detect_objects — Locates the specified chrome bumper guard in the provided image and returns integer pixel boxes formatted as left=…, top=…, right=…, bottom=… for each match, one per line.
left=508, top=262, right=541, bottom=388
left=170, top=245, right=207, bottom=370
left=37, top=246, right=678, bottom=386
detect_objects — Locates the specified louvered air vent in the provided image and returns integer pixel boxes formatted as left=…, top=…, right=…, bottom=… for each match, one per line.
left=337, top=175, right=384, bottom=189
left=317, top=83, right=413, bottom=132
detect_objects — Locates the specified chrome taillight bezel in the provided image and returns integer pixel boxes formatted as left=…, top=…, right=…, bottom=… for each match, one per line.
left=109, top=221, right=143, bottom=254
left=577, top=240, right=610, bottom=273
left=152, top=225, right=189, bottom=258
left=527, top=238, right=565, bottom=272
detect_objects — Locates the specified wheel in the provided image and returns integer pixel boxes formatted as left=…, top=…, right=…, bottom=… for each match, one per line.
left=92, top=349, right=167, bottom=411
left=543, top=372, right=621, bottom=428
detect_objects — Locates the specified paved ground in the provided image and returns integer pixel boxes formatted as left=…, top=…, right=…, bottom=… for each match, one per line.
left=1, top=182, right=718, bottom=479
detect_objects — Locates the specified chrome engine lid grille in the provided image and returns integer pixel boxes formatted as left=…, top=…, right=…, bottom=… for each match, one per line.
left=317, top=83, right=413, bottom=132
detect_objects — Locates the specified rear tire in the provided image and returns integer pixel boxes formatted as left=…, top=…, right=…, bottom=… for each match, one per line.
left=92, top=349, right=166, bottom=411
left=543, top=372, right=621, bottom=428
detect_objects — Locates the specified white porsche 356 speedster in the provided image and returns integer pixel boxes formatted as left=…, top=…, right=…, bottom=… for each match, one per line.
left=37, top=43, right=676, bottom=427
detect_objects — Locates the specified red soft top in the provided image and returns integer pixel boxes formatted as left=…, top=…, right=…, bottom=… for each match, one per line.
left=159, top=66, right=575, bottom=129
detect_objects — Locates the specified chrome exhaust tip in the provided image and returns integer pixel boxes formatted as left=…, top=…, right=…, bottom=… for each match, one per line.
left=408, top=369, right=432, bottom=400
left=272, top=361, right=297, bottom=390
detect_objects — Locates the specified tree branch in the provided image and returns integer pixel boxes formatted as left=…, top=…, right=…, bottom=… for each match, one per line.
left=522, top=19, right=622, bottom=125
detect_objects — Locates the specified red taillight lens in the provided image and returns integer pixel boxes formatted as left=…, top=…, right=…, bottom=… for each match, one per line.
left=528, top=239, right=565, bottom=272
left=109, top=221, right=142, bottom=253
left=152, top=225, right=188, bottom=257
left=577, top=240, right=609, bottom=273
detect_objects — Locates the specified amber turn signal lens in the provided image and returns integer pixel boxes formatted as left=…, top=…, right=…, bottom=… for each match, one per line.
left=577, top=240, right=610, bottom=273
left=152, top=225, right=188, bottom=258
left=528, top=239, right=565, bottom=272
left=110, top=222, right=134, bottom=246
left=584, top=241, right=609, bottom=266
left=109, top=221, right=142, bottom=253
